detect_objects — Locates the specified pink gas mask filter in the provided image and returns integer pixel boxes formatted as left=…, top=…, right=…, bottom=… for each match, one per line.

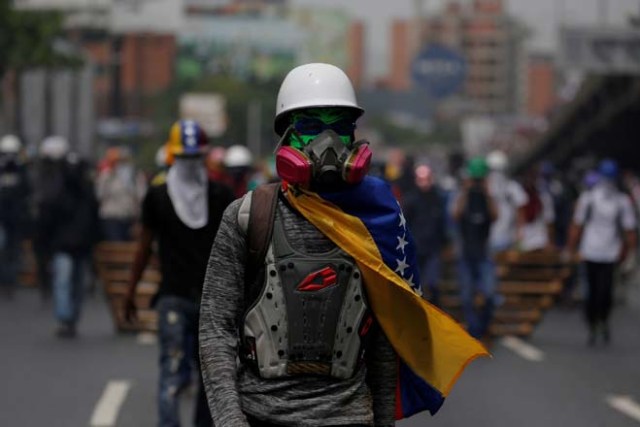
left=275, top=129, right=371, bottom=188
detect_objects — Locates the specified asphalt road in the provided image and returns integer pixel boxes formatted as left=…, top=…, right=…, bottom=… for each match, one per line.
left=2, top=287, right=640, bottom=427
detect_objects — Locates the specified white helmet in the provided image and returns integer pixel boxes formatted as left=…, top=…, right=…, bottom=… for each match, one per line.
left=40, top=136, right=70, bottom=160
left=224, top=144, right=253, bottom=168
left=487, top=150, right=508, bottom=172
left=0, top=135, right=22, bottom=153
left=155, top=145, right=168, bottom=168
left=274, top=63, right=364, bottom=136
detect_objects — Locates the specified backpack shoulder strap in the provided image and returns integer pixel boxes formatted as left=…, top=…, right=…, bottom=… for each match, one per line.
left=244, top=182, right=280, bottom=303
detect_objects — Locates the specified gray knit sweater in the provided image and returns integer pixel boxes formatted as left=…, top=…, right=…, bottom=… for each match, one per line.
left=199, top=192, right=397, bottom=427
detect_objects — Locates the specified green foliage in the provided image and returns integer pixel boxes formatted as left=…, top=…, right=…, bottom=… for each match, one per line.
left=0, top=2, right=83, bottom=78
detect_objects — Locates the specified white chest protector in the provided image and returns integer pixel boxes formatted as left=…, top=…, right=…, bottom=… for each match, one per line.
left=239, top=192, right=372, bottom=380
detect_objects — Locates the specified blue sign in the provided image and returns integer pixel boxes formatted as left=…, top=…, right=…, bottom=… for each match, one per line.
left=411, top=44, right=467, bottom=99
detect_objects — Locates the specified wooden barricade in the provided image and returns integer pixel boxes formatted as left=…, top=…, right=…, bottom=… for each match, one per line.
left=93, top=241, right=159, bottom=333
left=18, top=240, right=38, bottom=288
left=436, top=249, right=571, bottom=338
left=92, top=242, right=571, bottom=337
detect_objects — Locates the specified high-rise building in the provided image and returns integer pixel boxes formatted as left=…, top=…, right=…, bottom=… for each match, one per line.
left=526, top=53, right=557, bottom=118
left=389, top=0, right=528, bottom=116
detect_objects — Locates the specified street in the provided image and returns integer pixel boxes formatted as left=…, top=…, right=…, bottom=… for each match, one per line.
left=2, top=287, right=640, bottom=427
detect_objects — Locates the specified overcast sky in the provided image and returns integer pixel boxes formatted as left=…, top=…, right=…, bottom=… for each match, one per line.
left=292, top=0, right=640, bottom=78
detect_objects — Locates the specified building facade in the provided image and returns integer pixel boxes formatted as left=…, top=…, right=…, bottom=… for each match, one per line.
left=389, top=0, right=528, bottom=116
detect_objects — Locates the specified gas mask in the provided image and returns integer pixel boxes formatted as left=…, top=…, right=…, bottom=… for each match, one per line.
left=275, top=127, right=372, bottom=190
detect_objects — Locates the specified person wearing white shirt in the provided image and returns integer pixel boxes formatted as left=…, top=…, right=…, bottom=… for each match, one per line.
left=519, top=167, right=555, bottom=252
left=486, top=150, right=528, bottom=252
left=568, top=159, right=637, bottom=346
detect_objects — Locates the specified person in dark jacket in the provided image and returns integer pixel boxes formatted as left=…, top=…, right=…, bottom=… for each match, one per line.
left=452, top=157, right=498, bottom=339
left=402, top=164, right=448, bottom=306
left=48, top=150, right=100, bottom=338
left=32, top=136, right=71, bottom=301
left=0, top=135, right=30, bottom=298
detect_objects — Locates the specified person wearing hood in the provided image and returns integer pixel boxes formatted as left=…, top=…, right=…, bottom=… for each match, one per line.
left=124, top=120, right=234, bottom=427
left=568, top=158, right=637, bottom=346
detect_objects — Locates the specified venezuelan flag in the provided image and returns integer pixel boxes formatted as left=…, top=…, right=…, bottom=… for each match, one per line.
left=286, top=176, right=489, bottom=419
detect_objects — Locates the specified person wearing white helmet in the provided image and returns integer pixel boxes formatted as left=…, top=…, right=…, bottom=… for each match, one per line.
left=32, top=136, right=72, bottom=301
left=34, top=137, right=100, bottom=337
left=0, top=135, right=30, bottom=298
left=39, top=135, right=70, bottom=160
left=223, top=144, right=254, bottom=198
left=199, top=63, right=485, bottom=427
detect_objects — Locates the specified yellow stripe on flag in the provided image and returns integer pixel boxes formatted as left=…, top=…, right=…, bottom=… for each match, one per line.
left=287, top=188, right=489, bottom=395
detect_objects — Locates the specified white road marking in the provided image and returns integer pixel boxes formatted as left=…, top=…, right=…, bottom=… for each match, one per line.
left=137, top=332, right=157, bottom=345
left=500, top=336, right=545, bottom=362
left=90, top=380, right=131, bottom=427
left=607, top=395, right=640, bottom=423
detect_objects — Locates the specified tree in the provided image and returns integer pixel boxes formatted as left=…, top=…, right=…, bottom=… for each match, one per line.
left=0, top=1, right=83, bottom=133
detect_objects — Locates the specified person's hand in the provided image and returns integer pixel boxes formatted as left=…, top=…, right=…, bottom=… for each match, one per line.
left=124, top=291, right=138, bottom=323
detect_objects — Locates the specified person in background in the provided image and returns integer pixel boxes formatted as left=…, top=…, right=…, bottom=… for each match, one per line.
left=95, top=146, right=147, bottom=241
left=223, top=144, right=254, bottom=198
left=518, top=165, right=555, bottom=252
left=205, top=146, right=227, bottom=183
left=567, top=158, right=637, bottom=346
left=151, top=144, right=170, bottom=183
left=124, top=120, right=234, bottom=427
left=402, top=164, right=448, bottom=306
left=0, top=135, right=30, bottom=298
left=47, top=146, right=100, bottom=338
left=540, top=161, right=575, bottom=249
left=32, top=136, right=72, bottom=301
left=452, top=157, right=498, bottom=339
left=486, top=150, right=527, bottom=253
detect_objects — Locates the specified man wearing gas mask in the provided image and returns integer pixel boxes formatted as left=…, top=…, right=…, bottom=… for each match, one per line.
left=199, top=63, right=487, bottom=427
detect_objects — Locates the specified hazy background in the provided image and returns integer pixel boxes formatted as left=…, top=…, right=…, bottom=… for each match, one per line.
left=293, top=0, right=640, bottom=78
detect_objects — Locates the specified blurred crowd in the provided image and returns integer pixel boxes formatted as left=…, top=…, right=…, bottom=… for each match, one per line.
left=389, top=149, right=639, bottom=344
left=1, top=128, right=638, bottom=346
left=0, top=132, right=275, bottom=332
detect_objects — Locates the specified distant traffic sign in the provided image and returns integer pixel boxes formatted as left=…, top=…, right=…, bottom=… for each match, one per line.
left=411, top=44, right=467, bottom=99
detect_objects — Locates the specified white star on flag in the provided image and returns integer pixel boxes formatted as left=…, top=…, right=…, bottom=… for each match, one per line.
left=395, top=257, right=409, bottom=276
left=398, top=212, right=407, bottom=229
left=396, top=234, right=408, bottom=253
left=405, top=274, right=417, bottom=289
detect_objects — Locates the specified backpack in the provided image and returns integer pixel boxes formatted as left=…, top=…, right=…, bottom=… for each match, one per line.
left=460, top=185, right=492, bottom=256
left=242, top=183, right=280, bottom=305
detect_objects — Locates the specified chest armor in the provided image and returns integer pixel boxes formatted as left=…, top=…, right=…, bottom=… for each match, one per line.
left=242, top=215, right=371, bottom=380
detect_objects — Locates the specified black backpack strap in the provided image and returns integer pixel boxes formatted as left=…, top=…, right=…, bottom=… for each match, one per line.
left=245, top=182, right=280, bottom=304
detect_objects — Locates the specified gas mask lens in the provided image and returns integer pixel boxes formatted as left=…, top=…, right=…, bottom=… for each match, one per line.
left=293, top=117, right=356, bottom=137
